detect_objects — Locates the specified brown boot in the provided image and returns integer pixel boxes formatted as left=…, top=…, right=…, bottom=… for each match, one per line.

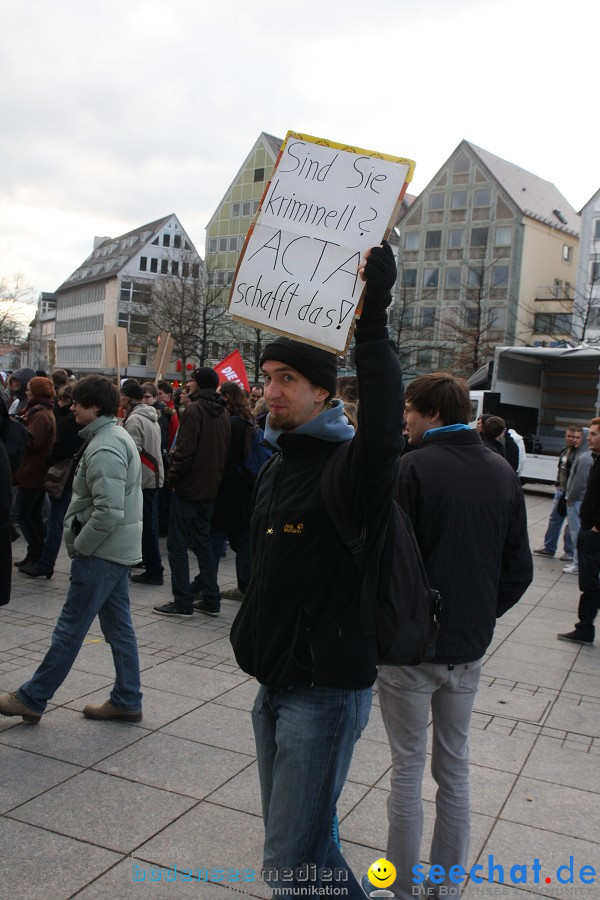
left=82, top=699, right=142, bottom=722
left=0, top=692, right=42, bottom=723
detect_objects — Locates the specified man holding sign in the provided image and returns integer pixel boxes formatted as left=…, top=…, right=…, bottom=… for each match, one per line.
left=230, top=242, right=403, bottom=897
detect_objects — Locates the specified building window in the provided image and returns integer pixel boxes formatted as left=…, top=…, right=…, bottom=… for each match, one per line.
left=594, top=220, right=600, bottom=240
left=242, top=201, right=252, bottom=217
left=161, top=259, right=168, bottom=275
left=417, top=348, right=434, bottom=368
left=488, top=307, right=506, bottom=330
left=495, top=226, right=512, bottom=246
left=150, top=258, right=158, bottom=273
left=421, top=307, right=436, bottom=328
left=429, top=193, right=444, bottom=211
left=563, top=244, right=573, bottom=263
left=163, top=234, right=170, bottom=247
left=229, top=237, right=239, bottom=252
left=402, top=269, right=417, bottom=287
left=182, top=262, right=189, bottom=277
left=218, top=238, right=227, bottom=252
left=231, top=202, right=240, bottom=217
left=467, top=267, right=482, bottom=287
left=474, top=188, right=491, bottom=207
left=426, top=231, right=442, bottom=249
left=448, top=228, right=464, bottom=249
left=192, top=263, right=200, bottom=279
left=424, top=268, right=439, bottom=288
left=470, top=227, right=489, bottom=248
left=120, top=281, right=151, bottom=304
left=464, top=308, right=479, bottom=328
left=533, top=313, right=572, bottom=334
left=451, top=190, right=468, bottom=210
left=254, top=167, right=265, bottom=182
left=453, top=152, right=470, bottom=174
left=174, top=234, right=181, bottom=249
left=151, top=236, right=159, bottom=245
left=445, top=268, right=462, bottom=288
left=404, top=232, right=420, bottom=250
left=171, top=261, right=179, bottom=276
left=208, top=238, right=217, bottom=253
left=139, top=256, right=147, bottom=272
left=492, top=266, right=509, bottom=287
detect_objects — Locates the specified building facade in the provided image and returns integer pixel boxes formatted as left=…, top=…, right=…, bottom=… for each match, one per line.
left=394, top=140, right=579, bottom=378
left=54, top=215, right=202, bottom=378
left=204, top=132, right=282, bottom=376
left=574, top=188, right=600, bottom=341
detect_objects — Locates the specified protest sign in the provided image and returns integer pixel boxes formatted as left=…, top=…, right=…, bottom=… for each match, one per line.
left=214, top=350, right=250, bottom=392
left=104, top=325, right=128, bottom=379
left=228, top=131, right=415, bottom=353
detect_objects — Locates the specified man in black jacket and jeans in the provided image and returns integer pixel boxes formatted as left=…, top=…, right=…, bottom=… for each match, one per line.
left=379, top=372, right=533, bottom=900
left=558, top=417, right=600, bottom=645
left=230, top=242, right=403, bottom=898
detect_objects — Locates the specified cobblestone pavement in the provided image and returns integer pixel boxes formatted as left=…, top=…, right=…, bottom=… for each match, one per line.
left=1, top=489, right=599, bottom=899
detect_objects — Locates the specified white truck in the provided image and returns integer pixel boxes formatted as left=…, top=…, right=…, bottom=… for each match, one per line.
left=469, top=345, right=600, bottom=484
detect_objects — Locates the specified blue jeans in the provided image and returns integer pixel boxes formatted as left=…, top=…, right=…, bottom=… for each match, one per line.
left=575, top=529, right=600, bottom=640
left=142, top=489, right=163, bottom=577
left=17, top=555, right=142, bottom=714
left=211, top=526, right=252, bottom=592
left=566, top=499, right=582, bottom=566
left=167, top=493, right=220, bottom=612
left=37, top=487, right=72, bottom=574
left=378, top=660, right=483, bottom=900
left=252, top=684, right=372, bottom=898
left=543, top=489, right=573, bottom=555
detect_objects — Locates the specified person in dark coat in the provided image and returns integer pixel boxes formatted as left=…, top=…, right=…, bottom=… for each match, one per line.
left=211, top=382, right=258, bottom=601
left=0, top=401, right=13, bottom=604
left=380, top=373, right=533, bottom=900
left=153, top=367, right=231, bottom=619
left=13, top=376, right=56, bottom=569
left=20, top=384, right=84, bottom=578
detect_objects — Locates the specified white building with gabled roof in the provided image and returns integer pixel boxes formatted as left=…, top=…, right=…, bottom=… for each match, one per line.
left=54, top=214, right=202, bottom=377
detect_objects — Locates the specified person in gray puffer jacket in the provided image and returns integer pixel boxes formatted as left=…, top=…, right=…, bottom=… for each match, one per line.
left=119, top=380, right=164, bottom=585
left=564, top=426, right=593, bottom=574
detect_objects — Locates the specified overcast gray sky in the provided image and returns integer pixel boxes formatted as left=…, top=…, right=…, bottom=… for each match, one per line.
left=1, top=0, right=597, bottom=298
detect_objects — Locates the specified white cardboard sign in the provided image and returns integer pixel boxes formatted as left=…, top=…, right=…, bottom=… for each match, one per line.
left=228, top=132, right=415, bottom=353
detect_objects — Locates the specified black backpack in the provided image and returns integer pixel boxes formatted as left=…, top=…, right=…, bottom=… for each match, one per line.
left=320, top=441, right=441, bottom=666
left=4, top=417, right=30, bottom=472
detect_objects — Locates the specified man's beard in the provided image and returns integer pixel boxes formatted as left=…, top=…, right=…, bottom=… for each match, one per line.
left=268, top=410, right=298, bottom=432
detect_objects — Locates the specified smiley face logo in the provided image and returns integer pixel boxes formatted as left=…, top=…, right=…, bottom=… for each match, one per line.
left=367, top=858, right=396, bottom=888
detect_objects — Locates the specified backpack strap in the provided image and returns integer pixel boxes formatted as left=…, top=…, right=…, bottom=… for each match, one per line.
left=320, top=441, right=375, bottom=636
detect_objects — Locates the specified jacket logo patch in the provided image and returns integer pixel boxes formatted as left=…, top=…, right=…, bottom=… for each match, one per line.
left=266, top=527, right=274, bottom=535
left=283, top=523, right=304, bottom=534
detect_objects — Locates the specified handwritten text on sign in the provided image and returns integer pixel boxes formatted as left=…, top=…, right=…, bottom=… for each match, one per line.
left=230, top=134, right=413, bottom=352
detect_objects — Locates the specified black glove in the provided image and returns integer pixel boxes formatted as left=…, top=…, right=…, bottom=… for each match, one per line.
left=362, top=241, right=397, bottom=312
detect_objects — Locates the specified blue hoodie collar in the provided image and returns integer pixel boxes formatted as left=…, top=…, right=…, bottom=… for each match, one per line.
left=264, top=398, right=355, bottom=449
left=423, top=423, right=471, bottom=440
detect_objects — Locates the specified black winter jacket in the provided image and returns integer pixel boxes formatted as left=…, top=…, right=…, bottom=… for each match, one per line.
left=396, top=428, right=533, bottom=664
left=230, top=326, right=404, bottom=689
left=168, top=390, right=231, bottom=502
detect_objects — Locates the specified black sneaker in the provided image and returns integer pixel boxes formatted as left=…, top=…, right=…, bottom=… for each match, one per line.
left=132, top=572, right=164, bottom=585
left=152, top=602, right=192, bottom=618
left=193, top=600, right=220, bottom=617
left=557, top=630, right=593, bottom=645
left=533, top=548, right=554, bottom=557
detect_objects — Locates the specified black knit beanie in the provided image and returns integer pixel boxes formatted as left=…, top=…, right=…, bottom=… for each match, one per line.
left=260, top=337, right=337, bottom=395
left=119, top=380, right=144, bottom=401
left=190, top=367, right=220, bottom=390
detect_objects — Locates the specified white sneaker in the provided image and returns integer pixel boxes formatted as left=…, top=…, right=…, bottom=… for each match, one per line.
left=563, top=564, right=579, bottom=574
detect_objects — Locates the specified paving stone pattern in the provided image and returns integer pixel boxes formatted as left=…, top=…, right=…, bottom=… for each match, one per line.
left=1, top=490, right=599, bottom=898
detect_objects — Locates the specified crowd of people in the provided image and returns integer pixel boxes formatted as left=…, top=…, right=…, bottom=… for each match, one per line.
left=0, top=241, right=597, bottom=898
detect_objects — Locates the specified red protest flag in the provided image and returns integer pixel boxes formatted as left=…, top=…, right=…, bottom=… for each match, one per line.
left=214, top=350, right=250, bottom=393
